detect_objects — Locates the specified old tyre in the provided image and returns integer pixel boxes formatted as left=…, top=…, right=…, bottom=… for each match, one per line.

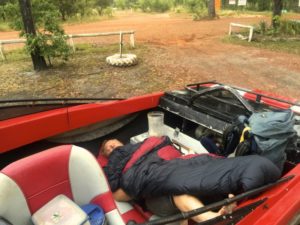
left=106, top=54, right=138, bottom=67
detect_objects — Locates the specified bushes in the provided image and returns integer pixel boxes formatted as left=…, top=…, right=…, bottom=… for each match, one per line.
left=182, top=0, right=207, bottom=20
left=278, top=20, right=300, bottom=36
left=113, top=0, right=208, bottom=14
left=138, top=0, right=171, bottom=12
left=256, top=18, right=300, bottom=37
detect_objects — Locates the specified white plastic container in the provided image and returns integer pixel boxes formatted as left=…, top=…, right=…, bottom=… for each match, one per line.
left=32, top=195, right=90, bottom=225
left=147, top=111, right=164, bottom=137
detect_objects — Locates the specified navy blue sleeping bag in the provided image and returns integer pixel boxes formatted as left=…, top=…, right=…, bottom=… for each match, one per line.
left=104, top=136, right=280, bottom=200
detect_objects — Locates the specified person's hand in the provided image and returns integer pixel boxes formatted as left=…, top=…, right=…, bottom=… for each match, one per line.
left=219, top=194, right=237, bottom=215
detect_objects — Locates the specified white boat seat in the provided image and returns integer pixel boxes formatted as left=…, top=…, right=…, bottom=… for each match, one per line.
left=0, top=145, right=126, bottom=225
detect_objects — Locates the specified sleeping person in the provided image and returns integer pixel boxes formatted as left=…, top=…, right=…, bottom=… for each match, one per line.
left=100, top=136, right=280, bottom=224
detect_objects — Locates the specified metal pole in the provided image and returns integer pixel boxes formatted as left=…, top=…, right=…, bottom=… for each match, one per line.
left=119, top=31, right=123, bottom=58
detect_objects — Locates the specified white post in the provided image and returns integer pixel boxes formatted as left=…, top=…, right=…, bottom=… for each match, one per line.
left=229, top=23, right=232, bottom=36
left=130, top=32, right=135, bottom=48
left=119, top=31, right=123, bottom=58
left=248, top=27, right=253, bottom=42
left=69, top=35, right=76, bottom=52
left=0, top=42, right=5, bottom=60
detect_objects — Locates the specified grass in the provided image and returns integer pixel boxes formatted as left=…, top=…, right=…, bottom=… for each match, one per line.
left=224, top=36, right=300, bottom=56
left=1, top=42, right=138, bottom=66
left=0, top=43, right=157, bottom=99
left=63, top=14, right=115, bottom=26
left=218, top=10, right=271, bottom=18
left=0, top=22, right=11, bottom=32
left=2, top=48, right=28, bottom=61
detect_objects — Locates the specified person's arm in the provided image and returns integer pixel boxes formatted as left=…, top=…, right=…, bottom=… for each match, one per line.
left=113, top=188, right=132, bottom=201
left=173, top=194, right=236, bottom=223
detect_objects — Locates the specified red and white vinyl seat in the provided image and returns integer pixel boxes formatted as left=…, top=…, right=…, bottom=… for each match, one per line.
left=97, top=155, right=153, bottom=223
left=0, top=145, right=131, bottom=225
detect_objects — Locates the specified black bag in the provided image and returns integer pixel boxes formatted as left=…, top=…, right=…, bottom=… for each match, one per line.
left=221, top=116, right=247, bottom=156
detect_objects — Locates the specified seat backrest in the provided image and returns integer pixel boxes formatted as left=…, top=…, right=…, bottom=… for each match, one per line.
left=0, top=145, right=125, bottom=225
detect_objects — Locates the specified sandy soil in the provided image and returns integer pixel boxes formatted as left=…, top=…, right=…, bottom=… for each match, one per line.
left=0, top=12, right=300, bottom=100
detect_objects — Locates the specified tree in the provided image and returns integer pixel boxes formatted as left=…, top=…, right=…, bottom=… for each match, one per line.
left=14, top=0, right=71, bottom=70
left=273, top=0, right=283, bottom=17
left=207, top=0, right=215, bottom=18
left=18, top=0, right=47, bottom=70
left=51, top=0, right=76, bottom=20
left=29, top=0, right=71, bottom=65
left=96, top=0, right=112, bottom=8
left=272, top=0, right=283, bottom=28
left=51, top=0, right=92, bottom=20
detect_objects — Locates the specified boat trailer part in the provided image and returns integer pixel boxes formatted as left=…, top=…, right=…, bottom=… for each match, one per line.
left=127, top=175, right=294, bottom=225
left=185, top=81, right=300, bottom=107
left=187, top=85, right=255, bottom=115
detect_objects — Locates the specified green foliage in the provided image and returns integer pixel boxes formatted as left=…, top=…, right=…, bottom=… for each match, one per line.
left=96, top=0, right=113, bottom=8
left=173, top=5, right=185, bottom=13
left=278, top=20, right=300, bottom=36
left=225, top=36, right=300, bottom=56
left=113, top=0, right=138, bottom=10
left=272, top=15, right=281, bottom=31
left=3, top=2, right=20, bottom=26
left=245, top=0, right=272, bottom=11
left=51, top=0, right=78, bottom=20
left=102, top=7, right=114, bottom=17
left=25, top=32, right=70, bottom=62
left=255, top=18, right=300, bottom=37
left=114, top=0, right=127, bottom=9
left=138, top=0, right=171, bottom=12
left=184, top=0, right=207, bottom=20
left=0, top=5, right=4, bottom=20
left=0, top=22, right=10, bottom=31
left=258, top=20, right=267, bottom=35
left=10, top=0, right=71, bottom=66
left=185, top=0, right=206, bottom=13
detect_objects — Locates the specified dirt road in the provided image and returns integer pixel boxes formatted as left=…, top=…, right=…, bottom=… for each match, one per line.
left=1, top=12, right=300, bottom=99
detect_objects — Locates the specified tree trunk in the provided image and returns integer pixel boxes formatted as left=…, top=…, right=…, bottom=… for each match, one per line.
left=18, top=0, right=47, bottom=70
left=208, top=0, right=216, bottom=19
left=272, top=0, right=283, bottom=28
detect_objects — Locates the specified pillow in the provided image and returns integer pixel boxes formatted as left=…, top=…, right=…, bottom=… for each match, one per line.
left=32, top=195, right=90, bottom=225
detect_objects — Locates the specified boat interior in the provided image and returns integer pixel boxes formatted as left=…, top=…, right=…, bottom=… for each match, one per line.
left=1, top=81, right=300, bottom=225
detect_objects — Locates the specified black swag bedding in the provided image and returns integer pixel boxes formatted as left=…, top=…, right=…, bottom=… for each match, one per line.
left=104, top=136, right=280, bottom=200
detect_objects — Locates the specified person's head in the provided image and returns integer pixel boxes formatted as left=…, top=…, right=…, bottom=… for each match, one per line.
left=100, top=139, right=124, bottom=157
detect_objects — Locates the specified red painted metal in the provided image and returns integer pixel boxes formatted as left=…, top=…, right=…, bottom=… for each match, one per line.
left=0, top=108, right=70, bottom=154
left=237, top=165, right=300, bottom=225
left=67, top=92, right=163, bottom=130
left=0, top=92, right=163, bottom=154
left=243, top=90, right=297, bottom=110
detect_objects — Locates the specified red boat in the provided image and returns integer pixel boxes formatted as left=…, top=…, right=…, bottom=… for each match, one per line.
left=0, top=81, right=300, bottom=225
